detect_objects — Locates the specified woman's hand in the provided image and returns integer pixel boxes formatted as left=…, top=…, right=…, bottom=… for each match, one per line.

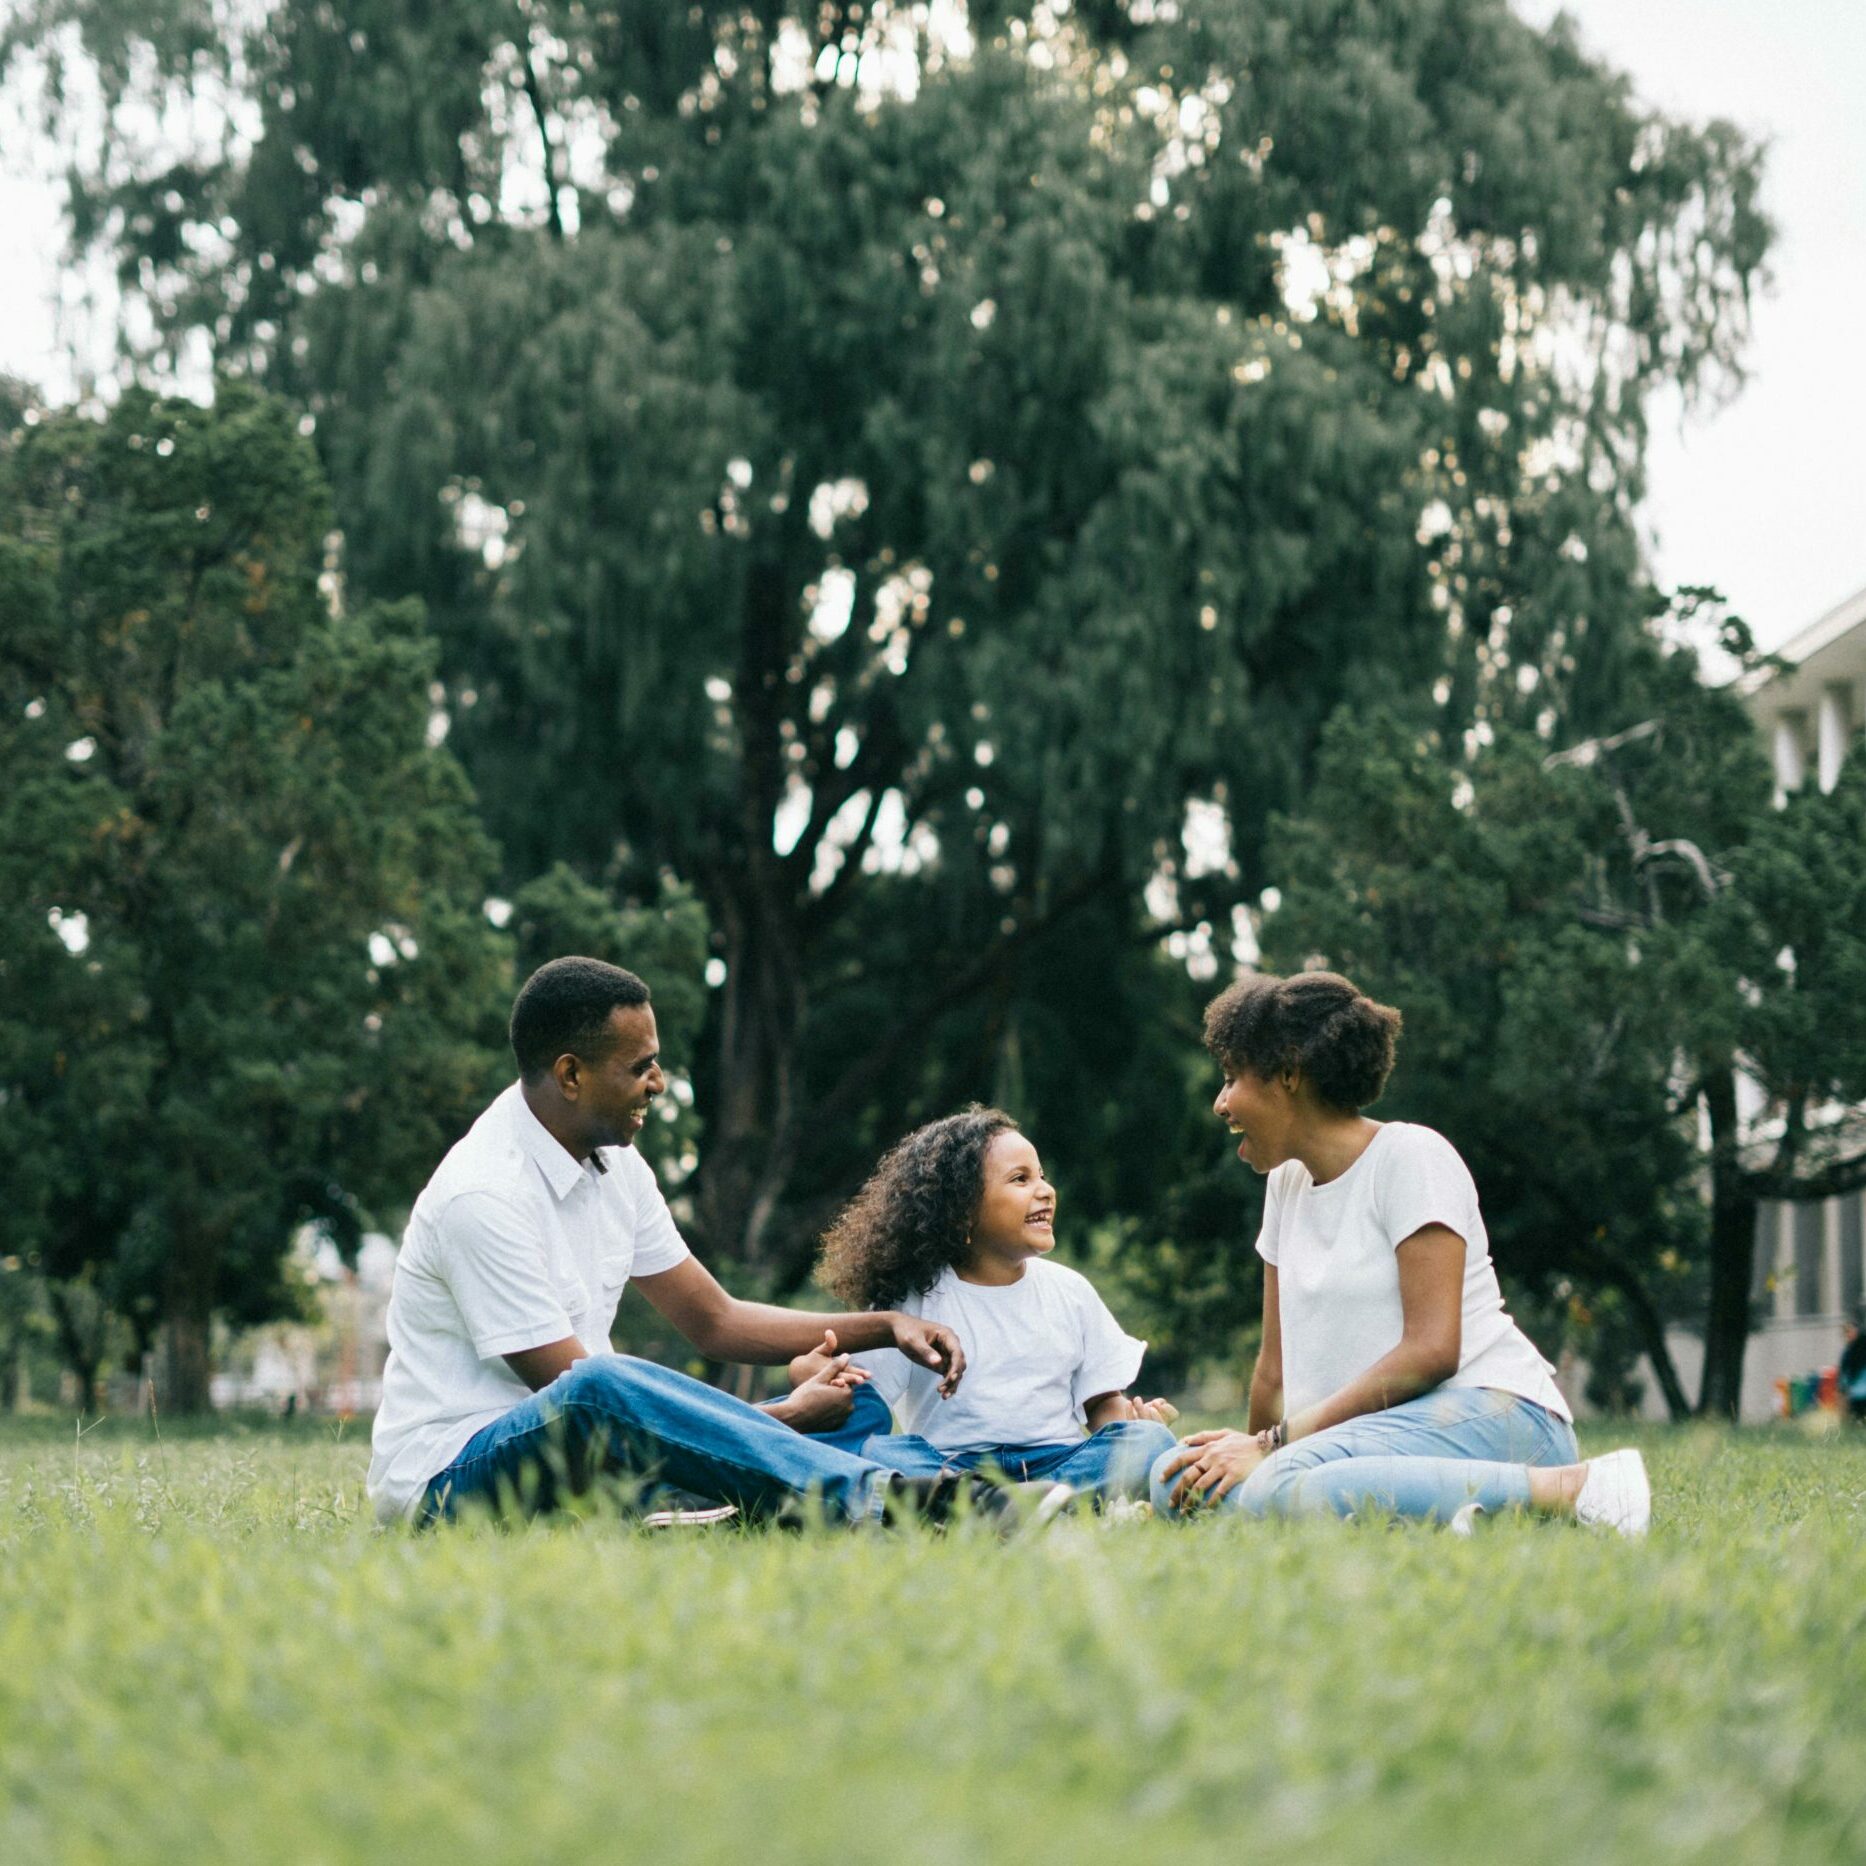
left=1159, top=1429, right=1267, bottom=1509
left=889, top=1313, right=967, bottom=1397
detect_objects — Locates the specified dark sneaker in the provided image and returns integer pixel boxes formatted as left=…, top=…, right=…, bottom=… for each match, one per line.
left=876, top=1470, right=1014, bottom=1527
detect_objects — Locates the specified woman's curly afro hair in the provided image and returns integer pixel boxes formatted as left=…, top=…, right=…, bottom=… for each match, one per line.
left=1203, top=971, right=1402, bottom=1111
left=817, top=1105, right=1019, bottom=1310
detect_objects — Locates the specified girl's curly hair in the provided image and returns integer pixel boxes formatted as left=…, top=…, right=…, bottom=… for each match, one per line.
left=817, top=1105, right=1019, bottom=1309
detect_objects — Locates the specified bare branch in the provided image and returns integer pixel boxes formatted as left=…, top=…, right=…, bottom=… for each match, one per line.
left=1542, top=718, right=1661, bottom=770
left=1639, top=837, right=1726, bottom=900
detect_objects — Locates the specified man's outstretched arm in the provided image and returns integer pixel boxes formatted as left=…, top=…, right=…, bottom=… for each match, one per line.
left=632, top=1257, right=966, bottom=1395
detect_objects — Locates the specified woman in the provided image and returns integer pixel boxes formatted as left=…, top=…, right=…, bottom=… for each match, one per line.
left=1151, top=971, right=1650, bottom=1535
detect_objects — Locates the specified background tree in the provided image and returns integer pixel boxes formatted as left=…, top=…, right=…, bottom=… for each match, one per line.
left=1262, top=704, right=1702, bottom=1416
left=5, top=1, right=1769, bottom=1301
left=1264, top=608, right=1866, bottom=1418
left=0, top=383, right=510, bottom=1409
left=1545, top=631, right=1866, bottom=1417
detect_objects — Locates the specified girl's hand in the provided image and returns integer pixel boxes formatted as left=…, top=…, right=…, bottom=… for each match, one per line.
left=787, top=1328, right=840, bottom=1387
left=1131, top=1396, right=1180, bottom=1426
left=770, top=1357, right=868, bottom=1432
left=787, top=1328, right=872, bottom=1390
left=1159, top=1429, right=1266, bottom=1509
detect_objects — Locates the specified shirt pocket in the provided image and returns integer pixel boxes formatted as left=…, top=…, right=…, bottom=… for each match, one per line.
left=596, top=1245, right=633, bottom=1301
left=552, top=1265, right=594, bottom=1322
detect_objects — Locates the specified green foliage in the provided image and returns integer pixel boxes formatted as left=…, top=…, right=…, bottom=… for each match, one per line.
left=1, top=1419, right=1865, bottom=1862
left=3, top=1, right=1773, bottom=1285
left=0, top=383, right=509, bottom=1400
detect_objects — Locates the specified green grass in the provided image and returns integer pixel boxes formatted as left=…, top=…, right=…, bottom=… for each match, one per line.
left=2, top=1418, right=1864, bottom=1865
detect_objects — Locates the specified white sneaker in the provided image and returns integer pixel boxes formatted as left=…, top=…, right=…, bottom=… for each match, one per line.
left=1574, top=1449, right=1650, bottom=1538
left=1447, top=1502, right=1485, bottom=1538
left=1029, top=1481, right=1079, bottom=1529
left=641, top=1502, right=740, bottom=1530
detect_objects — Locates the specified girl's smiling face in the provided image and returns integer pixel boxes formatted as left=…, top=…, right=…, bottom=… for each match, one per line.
left=967, top=1132, right=1057, bottom=1270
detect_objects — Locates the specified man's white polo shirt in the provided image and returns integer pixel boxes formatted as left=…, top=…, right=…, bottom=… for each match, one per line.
left=366, top=1081, right=690, bottom=1522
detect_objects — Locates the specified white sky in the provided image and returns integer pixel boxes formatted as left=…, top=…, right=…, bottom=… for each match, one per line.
left=3, top=3, right=1862, bottom=650
left=1516, top=0, right=1866, bottom=648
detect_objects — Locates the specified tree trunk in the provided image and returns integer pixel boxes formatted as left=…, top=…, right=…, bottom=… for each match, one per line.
left=49, top=1281, right=104, bottom=1415
left=1608, top=1265, right=1692, bottom=1423
left=693, top=865, right=806, bottom=1280
left=161, top=1233, right=217, bottom=1415
left=1697, top=1067, right=1758, bottom=1420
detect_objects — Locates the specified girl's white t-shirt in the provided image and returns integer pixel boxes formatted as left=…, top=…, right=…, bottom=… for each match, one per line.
left=1257, top=1122, right=1570, bottom=1423
left=852, top=1259, right=1146, bottom=1453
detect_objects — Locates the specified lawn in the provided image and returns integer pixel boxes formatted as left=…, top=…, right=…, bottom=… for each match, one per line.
left=2, top=1415, right=1863, bottom=1865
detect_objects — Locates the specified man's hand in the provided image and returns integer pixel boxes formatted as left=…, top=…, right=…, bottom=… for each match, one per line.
left=890, top=1313, right=966, bottom=1397
left=766, top=1349, right=870, bottom=1433
left=1159, top=1429, right=1266, bottom=1510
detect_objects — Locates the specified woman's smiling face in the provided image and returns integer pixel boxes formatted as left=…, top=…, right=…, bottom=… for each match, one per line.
left=1214, top=1064, right=1297, bottom=1174
left=969, top=1132, right=1057, bottom=1265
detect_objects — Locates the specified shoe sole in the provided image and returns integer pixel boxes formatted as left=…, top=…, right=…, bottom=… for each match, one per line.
left=641, top=1504, right=741, bottom=1529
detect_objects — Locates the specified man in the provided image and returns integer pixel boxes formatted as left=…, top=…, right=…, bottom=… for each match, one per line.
left=367, top=956, right=972, bottom=1527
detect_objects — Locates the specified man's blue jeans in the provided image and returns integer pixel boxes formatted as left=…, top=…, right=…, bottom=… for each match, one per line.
left=813, top=1381, right=1175, bottom=1502
left=1149, top=1386, right=1579, bottom=1524
left=418, top=1353, right=890, bottom=1526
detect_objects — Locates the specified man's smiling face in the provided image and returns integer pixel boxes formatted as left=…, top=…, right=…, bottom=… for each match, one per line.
left=576, top=1004, right=666, bottom=1150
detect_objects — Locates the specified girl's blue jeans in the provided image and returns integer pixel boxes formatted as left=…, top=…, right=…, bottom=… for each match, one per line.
left=814, top=1381, right=1175, bottom=1501
left=1148, top=1385, right=1579, bottom=1524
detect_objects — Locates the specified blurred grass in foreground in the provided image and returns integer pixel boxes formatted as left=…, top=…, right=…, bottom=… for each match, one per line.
left=2, top=1417, right=1863, bottom=1865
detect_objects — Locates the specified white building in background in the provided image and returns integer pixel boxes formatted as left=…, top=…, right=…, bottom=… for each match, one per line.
left=1746, top=581, right=1866, bottom=801
left=208, top=1230, right=397, bottom=1414
left=1681, top=582, right=1866, bottom=1419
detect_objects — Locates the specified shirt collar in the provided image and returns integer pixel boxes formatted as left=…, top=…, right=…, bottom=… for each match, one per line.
left=509, top=1082, right=592, bottom=1202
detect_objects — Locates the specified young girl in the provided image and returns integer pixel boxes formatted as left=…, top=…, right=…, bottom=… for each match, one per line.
left=794, top=1106, right=1178, bottom=1504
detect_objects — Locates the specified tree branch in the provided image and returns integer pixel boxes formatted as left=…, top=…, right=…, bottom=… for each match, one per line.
left=803, top=868, right=1114, bottom=1139
left=1749, top=1142, right=1866, bottom=1204
left=517, top=23, right=565, bottom=242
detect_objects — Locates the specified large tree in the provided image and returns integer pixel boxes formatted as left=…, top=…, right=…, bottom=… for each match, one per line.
left=1264, top=613, right=1866, bottom=1419
left=0, top=383, right=510, bottom=1408
left=6, top=1, right=1769, bottom=1288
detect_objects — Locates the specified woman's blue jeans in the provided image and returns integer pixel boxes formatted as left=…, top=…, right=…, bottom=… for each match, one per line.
left=418, top=1353, right=890, bottom=1526
left=1148, top=1386, right=1579, bottom=1524
left=814, top=1382, right=1174, bottom=1501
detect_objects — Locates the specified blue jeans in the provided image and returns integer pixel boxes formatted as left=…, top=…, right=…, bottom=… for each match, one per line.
left=1149, top=1386, right=1579, bottom=1524
left=418, top=1353, right=890, bottom=1526
left=815, top=1382, right=1174, bottom=1501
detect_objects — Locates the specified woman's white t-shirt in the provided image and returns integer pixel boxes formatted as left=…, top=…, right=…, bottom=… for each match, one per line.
left=852, top=1259, right=1146, bottom=1454
left=1257, top=1122, right=1570, bottom=1422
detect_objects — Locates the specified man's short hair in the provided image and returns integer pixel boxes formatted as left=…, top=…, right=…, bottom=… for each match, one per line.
left=509, top=957, right=651, bottom=1081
